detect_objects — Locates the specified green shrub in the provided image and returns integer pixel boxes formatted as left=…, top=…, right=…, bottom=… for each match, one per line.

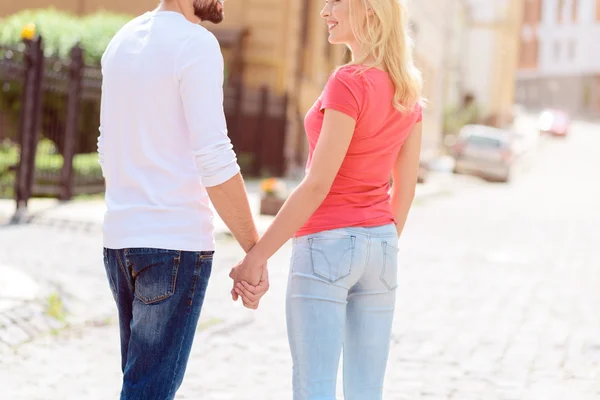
left=0, top=9, right=132, bottom=152
left=0, top=8, right=132, bottom=64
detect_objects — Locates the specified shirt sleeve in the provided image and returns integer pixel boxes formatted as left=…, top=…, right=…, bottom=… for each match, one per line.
left=97, top=128, right=105, bottom=178
left=97, top=73, right=105, bottom=178
left=319, top=68, right=363, bottom=120
left=176, top=33, right=240, bottom=188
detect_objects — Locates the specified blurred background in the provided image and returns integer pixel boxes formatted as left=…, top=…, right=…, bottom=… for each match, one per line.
left=0, top=0, right=599, bottom=399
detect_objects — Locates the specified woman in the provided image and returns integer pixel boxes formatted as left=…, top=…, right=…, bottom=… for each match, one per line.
left=231, top=0, right=423, bottom=398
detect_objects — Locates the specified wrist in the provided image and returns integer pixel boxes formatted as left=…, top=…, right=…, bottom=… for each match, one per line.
left=239, top=234, right=259, bottom=254
left=245, top=246, right=267, bottom=268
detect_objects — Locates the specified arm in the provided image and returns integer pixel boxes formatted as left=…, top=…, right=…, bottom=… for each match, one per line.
left=206, top=173, right=259, bottom=253
left=230, top=69, right=360, bottom=307
left=390, top=121, right=422, bottom=236
left=178, top=35, right=259, bottom=259
left=244, top=108, right=356, bottom=267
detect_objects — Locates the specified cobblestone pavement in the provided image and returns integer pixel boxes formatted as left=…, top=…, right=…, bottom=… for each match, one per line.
left=1, top=119, right=600, bottom=399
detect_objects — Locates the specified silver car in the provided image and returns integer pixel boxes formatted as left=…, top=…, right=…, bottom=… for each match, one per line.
left=452, top=125, right=515, bottom=182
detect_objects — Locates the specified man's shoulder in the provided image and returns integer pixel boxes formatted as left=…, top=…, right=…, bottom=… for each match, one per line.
left=181, top=25, right=221, bottom=53
left=112, top=13, right=151, bottom=39
left=102, top=13, right=149, bottom=63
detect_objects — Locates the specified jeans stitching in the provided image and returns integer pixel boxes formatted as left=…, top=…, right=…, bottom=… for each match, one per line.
left=116, top=250, right=134, bottom=291
left=290, top=241, right=297, bottom=273
left=309, top=236, right=355, bottom=283
left=134, top=252, right=181, bottom=305
left=380, top=241, right=398, bottom=290
left=188, top=252, right=201, bottom=308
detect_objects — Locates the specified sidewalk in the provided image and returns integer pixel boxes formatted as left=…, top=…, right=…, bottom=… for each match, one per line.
left=0, top=174, right=457, bottom=351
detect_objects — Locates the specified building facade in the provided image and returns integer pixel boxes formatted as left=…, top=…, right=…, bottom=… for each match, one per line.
left=459, top=0, right=523, bottom=126
left=517, top=0, right=600, bottom=116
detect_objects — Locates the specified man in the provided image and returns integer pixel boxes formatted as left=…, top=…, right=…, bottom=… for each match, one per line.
left=98, top=1, right=268, bottom=398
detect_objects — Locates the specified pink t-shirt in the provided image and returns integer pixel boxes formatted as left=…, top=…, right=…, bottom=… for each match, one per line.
left=296, top=65, right=422, bottom=237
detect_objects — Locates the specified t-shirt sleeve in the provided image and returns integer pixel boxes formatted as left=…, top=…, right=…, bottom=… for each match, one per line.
left=319, top=69, right=362, bottom=120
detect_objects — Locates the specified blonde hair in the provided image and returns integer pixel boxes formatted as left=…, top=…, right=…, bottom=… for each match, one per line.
left=347, top=0, right=423, bottom=113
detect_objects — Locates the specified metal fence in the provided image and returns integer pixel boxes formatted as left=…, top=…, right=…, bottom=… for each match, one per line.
left=0, top=36, right=289, bottom=211
left=224, top=80, right=289, bottom=177
left=0, top=43, right=26, bottom=199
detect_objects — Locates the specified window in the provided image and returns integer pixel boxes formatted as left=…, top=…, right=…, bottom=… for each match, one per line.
left=557, top=0, right=565, bottom=22
left=519, top=37, right=539, bottom=69
left=569, top=40, right=577, bottom=60
left=524, top=0, right=543, bottom=24
left=554, top=41, right=562, bottom=61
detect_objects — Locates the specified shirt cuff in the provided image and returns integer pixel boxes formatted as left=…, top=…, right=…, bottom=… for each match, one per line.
left=320, top=102, right=359, bottom=120
left=201, top=161, right=240, bottom=187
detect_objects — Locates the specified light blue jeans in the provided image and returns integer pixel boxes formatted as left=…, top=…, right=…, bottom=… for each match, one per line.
left=286, top=224, right=398, bottom=400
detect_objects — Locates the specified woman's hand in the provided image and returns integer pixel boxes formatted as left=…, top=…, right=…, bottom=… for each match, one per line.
left=229, top=258, right=269, bottom=309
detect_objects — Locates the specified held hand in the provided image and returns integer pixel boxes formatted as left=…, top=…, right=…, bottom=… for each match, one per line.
left=229, top=254, right=264, bottom=301
left=233, top=265, right=269, bottom=310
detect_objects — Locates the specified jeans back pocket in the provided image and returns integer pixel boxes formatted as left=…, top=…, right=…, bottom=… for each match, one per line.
left=309, top=236, right=355, bottom=283
left=126, top=249, right=181, bottom=305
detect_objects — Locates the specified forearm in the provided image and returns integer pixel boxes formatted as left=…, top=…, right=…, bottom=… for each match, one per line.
left=390, top=185, right=416, bottom=236
left=247, top=180, right=328, bottom=265
left=389, top=121, right=422, bottom=237
left=206, top=173, right=259, bottom=253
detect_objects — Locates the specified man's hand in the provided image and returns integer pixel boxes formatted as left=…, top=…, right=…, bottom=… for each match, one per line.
left=229, top=261, right=269, bottom=309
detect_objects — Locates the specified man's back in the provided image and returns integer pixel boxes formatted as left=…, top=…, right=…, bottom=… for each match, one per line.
left=99, top=10, right=238, bottom=251
left=98, top=4, right=265, bottom=399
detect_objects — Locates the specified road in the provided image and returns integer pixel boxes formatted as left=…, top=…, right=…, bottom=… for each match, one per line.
left=0, top=118, right=599, bottom=399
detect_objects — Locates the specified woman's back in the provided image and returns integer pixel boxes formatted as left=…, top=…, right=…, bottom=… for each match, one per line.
left=297, top=65, right=422, bottom=237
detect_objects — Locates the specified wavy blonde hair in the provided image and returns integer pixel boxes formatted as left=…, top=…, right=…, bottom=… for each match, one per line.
left=346, top=0, right=423, bottom=113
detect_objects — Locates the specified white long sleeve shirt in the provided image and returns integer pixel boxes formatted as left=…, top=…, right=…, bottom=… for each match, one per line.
left=98, top=10, right=239, bottom=251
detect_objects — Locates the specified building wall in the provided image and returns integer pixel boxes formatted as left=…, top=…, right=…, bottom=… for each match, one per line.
left=535, top=0, right=600, bottom=75
left=517, top=0, right=600, bottom=115
left=520, top=0, right=542, bottom=70
left=409, top=0, right=456, bottom=159
left=462, top=0, right=523, bottom=123
left=443, top=1, right=470, bottom=108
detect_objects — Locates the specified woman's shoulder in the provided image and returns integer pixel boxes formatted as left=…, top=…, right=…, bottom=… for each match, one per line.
left=325, top=65, right=366, bottom=91
left=330, top=64, right=364, bottom=79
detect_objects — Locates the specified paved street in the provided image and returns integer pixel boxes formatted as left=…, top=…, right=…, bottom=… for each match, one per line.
left=1, top=117, right=600, bottom=399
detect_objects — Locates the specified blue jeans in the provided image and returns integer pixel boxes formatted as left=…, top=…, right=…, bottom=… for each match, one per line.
left=287, top=224, right=398, bottom=400
left=103, top=248, right=213, bottom=400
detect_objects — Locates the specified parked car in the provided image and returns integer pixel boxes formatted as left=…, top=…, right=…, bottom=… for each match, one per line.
left=452, top=125, right=516, bottom=182
left=538, top=109, right=571, bottom=137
